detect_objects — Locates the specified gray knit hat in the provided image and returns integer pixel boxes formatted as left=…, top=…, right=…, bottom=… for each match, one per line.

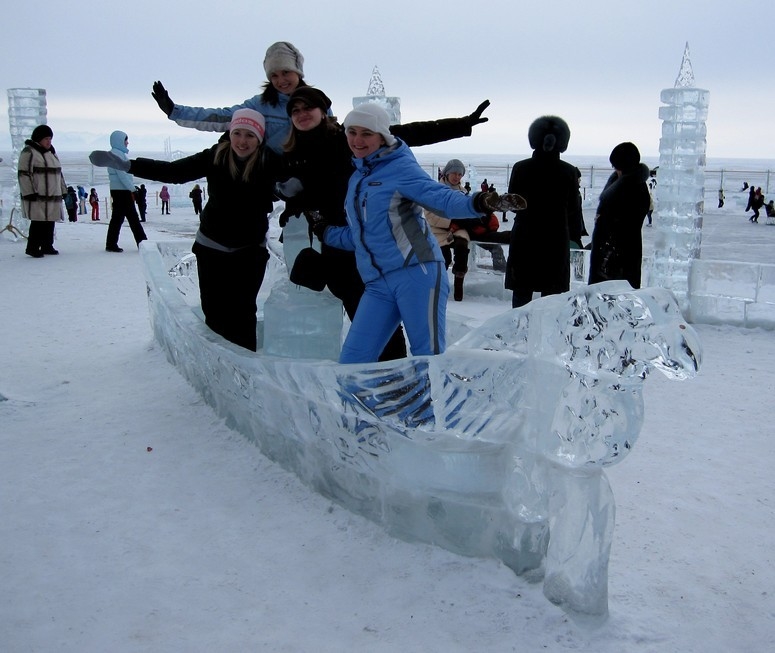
left=263, top=41, right=304, bottom=78
left=343, top=103, right=396, bottom=146
left=442, top=159, right=466, bottom=177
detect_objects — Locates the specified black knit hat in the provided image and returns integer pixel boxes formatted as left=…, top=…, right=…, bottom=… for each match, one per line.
left=286, top=87, right=332, bottom=116
left=31, top=124, right=53, bottom=142
left=609, top=142, right=641, bottom=173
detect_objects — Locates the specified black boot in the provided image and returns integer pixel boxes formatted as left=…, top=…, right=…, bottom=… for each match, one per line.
left=453, top=274, right=465, bottom=301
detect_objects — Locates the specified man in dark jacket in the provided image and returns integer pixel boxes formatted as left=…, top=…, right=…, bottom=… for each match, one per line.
left=505, top=115, right=583, bottom=308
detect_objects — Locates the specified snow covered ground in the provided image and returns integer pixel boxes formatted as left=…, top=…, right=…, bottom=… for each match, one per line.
left=1, top=204, right=774, bottom=652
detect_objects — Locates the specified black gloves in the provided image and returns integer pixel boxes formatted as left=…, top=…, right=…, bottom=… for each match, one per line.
left=473, top=191, right=527, bottom=213
left=152, top=81, right=174, bottom=116
left=305, top=210, right=328, bottom=241
left=466, top=100, right=490, bottom=127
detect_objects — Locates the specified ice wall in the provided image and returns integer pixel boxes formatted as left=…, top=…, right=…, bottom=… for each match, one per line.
left=5, top=88, right=47, bottom=235
left=650, top=44, right=709, bottom=313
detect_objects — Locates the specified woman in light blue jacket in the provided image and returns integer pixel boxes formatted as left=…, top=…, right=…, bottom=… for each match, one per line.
left=151, top=42, right=311, bottom=154
left=319, top=103, right=524, bottom=364
left=104, top=130, right=147, bottom=252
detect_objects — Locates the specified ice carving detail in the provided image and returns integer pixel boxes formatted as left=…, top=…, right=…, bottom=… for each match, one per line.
left=140, top=242, right=702, bottom=621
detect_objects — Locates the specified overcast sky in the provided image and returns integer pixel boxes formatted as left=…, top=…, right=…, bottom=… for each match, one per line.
left=2, top=0, right=773, bottom=160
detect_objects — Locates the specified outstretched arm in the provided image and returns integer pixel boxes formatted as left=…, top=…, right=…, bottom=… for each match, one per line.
left=390, top=100, right=491, bottom=147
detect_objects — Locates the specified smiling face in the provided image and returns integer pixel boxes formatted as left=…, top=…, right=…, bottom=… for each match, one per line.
left=445, top=172, right=463, bottom=186
left=290, top=102, right=324, bottom=132
left=269, top=70, right=301, bottom=96
left=345, top=125, right=385, bottom=158
left=229, top=128, right=260, bottom=158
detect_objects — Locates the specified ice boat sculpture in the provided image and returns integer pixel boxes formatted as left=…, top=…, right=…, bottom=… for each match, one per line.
left=140, top=240, right=701, bottom=621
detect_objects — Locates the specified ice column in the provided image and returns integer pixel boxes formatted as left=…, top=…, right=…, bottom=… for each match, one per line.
left=262, top=214, right=343, bottom=360
left=650, top=44, right=709, bottom=313
left=6, top=89, right=47, bottom=223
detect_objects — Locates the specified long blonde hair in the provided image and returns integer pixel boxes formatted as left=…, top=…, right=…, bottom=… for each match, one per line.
left=214, top=138, right=261, bottom=183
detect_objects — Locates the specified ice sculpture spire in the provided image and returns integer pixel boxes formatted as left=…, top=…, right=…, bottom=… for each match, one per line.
left=352, top=65, right=401, bottom=125
left=649, top=44, right=709, bottom=315
left=674, top=42, right=695, bottom=87
left=366, top=66, right=386, bottom=96
left=4, top=88, right=47, bottom=239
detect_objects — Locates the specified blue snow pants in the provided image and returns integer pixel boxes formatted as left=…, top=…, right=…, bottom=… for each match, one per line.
left=339, top=261, right=449, bottom=364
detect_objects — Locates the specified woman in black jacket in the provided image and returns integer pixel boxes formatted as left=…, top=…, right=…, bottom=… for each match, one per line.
left=90, top=108, right=274, bottom=351
left=588, top=142, right=651, bottom=289
left=272, top=86, right=490, bottom=360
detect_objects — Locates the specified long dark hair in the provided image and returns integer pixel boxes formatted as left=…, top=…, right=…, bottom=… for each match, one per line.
left=283, top=115, right=339, bottom=152
left=260, top=77, right=309, bottom=107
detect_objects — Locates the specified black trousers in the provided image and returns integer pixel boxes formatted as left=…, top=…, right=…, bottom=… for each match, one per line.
left=107, top=190, right=147, bottom=248
left=27, top=220, right=55, bottom=254
left=192, top=241, right=269, bottom=352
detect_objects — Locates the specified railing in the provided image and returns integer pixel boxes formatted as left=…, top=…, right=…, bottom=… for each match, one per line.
left=418, top=162, right=773, bottom=203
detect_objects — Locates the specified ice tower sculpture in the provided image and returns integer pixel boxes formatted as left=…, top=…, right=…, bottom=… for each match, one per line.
left=650, top=43, right=709, bottom=313
left=4, top=89, right=47, bottom=240
left=352, top=66, right=401, bottom=125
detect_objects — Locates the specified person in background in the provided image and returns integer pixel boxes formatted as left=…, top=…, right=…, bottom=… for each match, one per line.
left=313, top=103, right=524, bottom=364
left=424, top=158, right=466, bottom=271
left=644, top=169, right=657, bottom=226
left=463, top=181, right=471, bottom=195
left=718, top=187, right=725, bottom=209
left=103, top=130, right=148, bottom=253
left=89, top=187, right=100, bottom=221
left=17, top=124, right=67, bottom=257
left=90, top=109, right=274, bottom=352
left=745, top=184, right=756, bottom=212
left=573, top=167, right=589, bottom=240
left=480, top=178, right=488, bottom=192
left=77, top=185, right=88, bottom=214
left=64, top=186, right=78, bottom=222
left=189, top=183, right=203, bottom=215
left=505, top=115, right=584, bottom=308
left=151, top=41, right=314, bottom=154
left=135, top=183, right=148, bottom=222
left=272, top=87, right=491, bottom=361
left=159, top=185, right=170, bottom=214
left=588, top=142, right=651, bottom=288
left=749, top=187, right=764, bottom=223
left=424, top=158, right=510, bottom=301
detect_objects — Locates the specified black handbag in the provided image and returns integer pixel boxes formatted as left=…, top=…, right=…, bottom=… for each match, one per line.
left=290, top=247, right=327, bottom=291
